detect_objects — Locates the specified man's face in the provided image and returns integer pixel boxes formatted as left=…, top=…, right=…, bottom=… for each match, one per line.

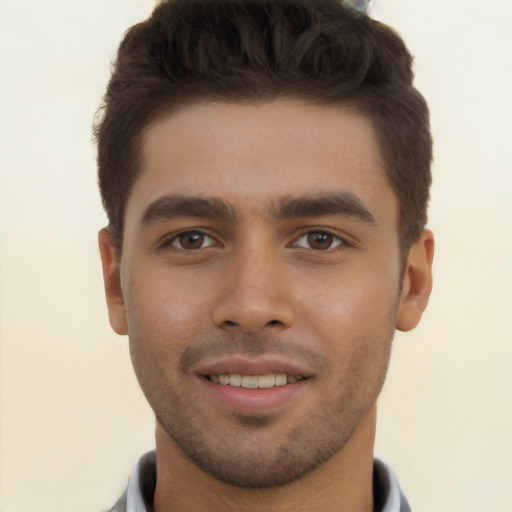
left=103, top=99, right=410, bottom=487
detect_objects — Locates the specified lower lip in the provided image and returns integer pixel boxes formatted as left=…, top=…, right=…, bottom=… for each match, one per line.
left=200, top=377, right=307, bottom=414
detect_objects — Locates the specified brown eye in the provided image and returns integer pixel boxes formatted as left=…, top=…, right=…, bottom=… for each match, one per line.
left=171, top=231, right=215, bottom=250
left=295, top=231, right=343, bottom=250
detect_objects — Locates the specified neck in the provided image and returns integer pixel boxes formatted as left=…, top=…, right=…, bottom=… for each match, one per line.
left=154, top=406, right=377, bottom=512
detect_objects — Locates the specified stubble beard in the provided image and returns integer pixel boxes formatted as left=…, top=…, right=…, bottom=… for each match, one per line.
left=156, top=396, right=370, bottom=488
left=144, top=323, right=394, bottom=489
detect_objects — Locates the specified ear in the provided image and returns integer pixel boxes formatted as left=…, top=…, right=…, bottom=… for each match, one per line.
left=98, top=228, right=128, bottom=335
left=396, top=229, right=434, bottom=332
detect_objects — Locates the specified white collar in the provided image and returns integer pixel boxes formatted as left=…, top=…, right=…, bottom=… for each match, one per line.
left=125, top=454, right=149, bottom=512
left=374, top=458, right=407, bottom=512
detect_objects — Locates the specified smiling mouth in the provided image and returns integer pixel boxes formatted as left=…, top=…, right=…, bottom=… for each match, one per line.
left=206, top=373, right=305, bottom=389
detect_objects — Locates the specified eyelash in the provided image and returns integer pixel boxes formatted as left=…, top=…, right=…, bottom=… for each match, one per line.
left=161, top=229, right=351, bottom=252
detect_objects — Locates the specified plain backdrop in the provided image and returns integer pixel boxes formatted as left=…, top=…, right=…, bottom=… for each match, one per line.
left=1, top=1, right=511, bottom=511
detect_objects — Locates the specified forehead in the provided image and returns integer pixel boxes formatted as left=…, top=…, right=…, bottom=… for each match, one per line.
left=125, top=99, right=396, bottom=224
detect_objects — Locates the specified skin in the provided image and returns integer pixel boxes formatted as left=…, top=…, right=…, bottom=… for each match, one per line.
left=99, top=99, right=434, bottom=511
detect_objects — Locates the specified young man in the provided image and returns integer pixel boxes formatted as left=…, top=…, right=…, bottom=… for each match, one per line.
left=96, top=0, right=434, bottom=510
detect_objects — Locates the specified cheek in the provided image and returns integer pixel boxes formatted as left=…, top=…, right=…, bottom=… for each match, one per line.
left=124, top=270, right=213, bottom=368
left=297, top=265, right=400, bottom=334
left=308, top=278, right=396, bottom=400
left=294, top=263, right=399, bottom=389
left=127, top=264, right=211, bottom=327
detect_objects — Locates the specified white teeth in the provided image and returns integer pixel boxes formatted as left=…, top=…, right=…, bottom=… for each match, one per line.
left=241, top=375, right=258, bottom=388
left=258, top=374, right=275, bottom=389
left=275, top=374, right=287, bottom=387
left=210, top=373, right=303, bottom=388
left=229, top=374, right=241, bottom=387
left=218, top=374, right=230, bottom=385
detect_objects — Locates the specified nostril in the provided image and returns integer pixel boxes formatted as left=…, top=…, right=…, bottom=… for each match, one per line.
left=220, top=319, right=284, bottom=330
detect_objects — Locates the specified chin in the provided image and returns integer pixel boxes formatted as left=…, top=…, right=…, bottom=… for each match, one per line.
left=156, top=406, right=359, bottom=489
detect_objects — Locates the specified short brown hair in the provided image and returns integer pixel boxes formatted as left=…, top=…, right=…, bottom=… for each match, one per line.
left=95, top=0, right=432, bottom=255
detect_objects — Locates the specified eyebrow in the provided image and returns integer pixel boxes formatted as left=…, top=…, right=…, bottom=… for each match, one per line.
left=140, top=191, right=375, bottom=227
left=141, top=195, right=239, bottom=224
left=274, top=192, right=376, bottom=223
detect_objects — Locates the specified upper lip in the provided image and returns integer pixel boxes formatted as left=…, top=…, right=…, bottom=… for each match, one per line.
left=193, top=356, right=313, bottom=378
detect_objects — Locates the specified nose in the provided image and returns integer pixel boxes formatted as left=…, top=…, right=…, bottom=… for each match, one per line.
left=211, top=247, right=295, bottom=334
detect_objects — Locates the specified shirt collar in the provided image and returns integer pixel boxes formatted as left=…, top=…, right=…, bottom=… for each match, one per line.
left=374, top=458, right=411, bottom=512
left=125, top=452, right=156, bottom=512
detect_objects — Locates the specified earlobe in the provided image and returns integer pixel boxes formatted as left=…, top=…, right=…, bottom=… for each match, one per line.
left=98, top=228, right=128, bottom=335
left=396, top=229, right=434, bottom=332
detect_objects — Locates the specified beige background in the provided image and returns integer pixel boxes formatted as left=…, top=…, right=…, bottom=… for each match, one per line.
left=1, top=0, right=511, bottom=510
